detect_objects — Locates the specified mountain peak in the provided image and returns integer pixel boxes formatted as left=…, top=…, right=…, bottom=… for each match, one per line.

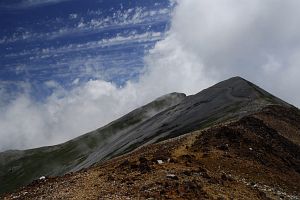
left=0, top=77, right=293, bottom=195
left=211, top=76, right=251, bottom=89
left=219, top=76, right=246, bottom=82
left=196, top=76, right=289, bottom=107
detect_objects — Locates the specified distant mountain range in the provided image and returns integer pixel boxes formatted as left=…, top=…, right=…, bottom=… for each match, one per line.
left=1, top=77, right=299, bottom=199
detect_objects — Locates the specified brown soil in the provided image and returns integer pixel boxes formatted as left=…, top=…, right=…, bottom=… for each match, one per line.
left=3, top=105, right=300, bottom=200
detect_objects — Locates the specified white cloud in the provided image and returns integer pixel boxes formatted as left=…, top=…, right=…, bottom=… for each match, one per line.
left=0, top=7, right=170, bottom=44
left=0, top=35, right=214, bottom=151
left=69, top=13, right=78, bottom=19
left=1, top=0, right=72, bottom=9
left=44, top=80, right=60, bottom=89
left=163, top=0, right=300, bottom=105
left=1, top=0, right=300, bottom=151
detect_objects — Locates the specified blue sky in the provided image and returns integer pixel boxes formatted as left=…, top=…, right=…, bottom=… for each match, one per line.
left=1, top=0, right=300, bottom=151
left=0, top=0, right=173, bottom=102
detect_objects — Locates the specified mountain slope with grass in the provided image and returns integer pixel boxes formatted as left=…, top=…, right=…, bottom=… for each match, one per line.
left=3, top=104, right=300, bottom=200
left=0, top=77, right=294, bottom=196
left=0, top=92, right=186, bottom=195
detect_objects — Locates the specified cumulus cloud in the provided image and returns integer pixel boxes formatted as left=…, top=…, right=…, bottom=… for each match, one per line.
left=168, top=0, right=300, bottom=105
left=0, top=50, right=213, bottom=151
left=1, top=0, right=300, bottom=151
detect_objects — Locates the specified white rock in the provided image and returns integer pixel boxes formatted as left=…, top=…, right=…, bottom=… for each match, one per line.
left=249, top=147, right=253, bottom=151
left=39, top=176, right=46, bottom=180
left=166, top=174, right=176, bottom=178
left=157, top=160, right=163, bottom=164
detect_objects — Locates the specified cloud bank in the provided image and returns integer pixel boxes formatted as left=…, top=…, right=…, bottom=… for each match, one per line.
left=1, top=0, right=300, bottom=151
left=169, top=0, right=300, bottom=105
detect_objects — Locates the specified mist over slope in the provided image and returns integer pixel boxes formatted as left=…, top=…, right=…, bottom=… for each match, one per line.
left=2, top=0, right=300, bottom=152
left=3, top=83, right=300, bottom=200
left=0, top=77, right=292, bottom=195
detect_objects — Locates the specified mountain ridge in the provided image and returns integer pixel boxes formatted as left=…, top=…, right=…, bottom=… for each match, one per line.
left=0, top=76, right=295, bottom=196
left=3, top=104, right=300, bottom=199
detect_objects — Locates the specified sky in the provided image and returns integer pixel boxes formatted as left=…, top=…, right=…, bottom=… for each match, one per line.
left=1, top=0, right=300, bottom=151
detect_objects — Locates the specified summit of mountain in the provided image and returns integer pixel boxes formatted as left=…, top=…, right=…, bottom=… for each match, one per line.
left=0, top=76, right=297, bottom=197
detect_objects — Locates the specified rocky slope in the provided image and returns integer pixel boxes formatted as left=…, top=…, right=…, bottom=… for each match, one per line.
left=0, top=76, right=297, bottom=198
left=0, top=92, right=186, bottom=195
left=3, top=105, right=300, bottom=199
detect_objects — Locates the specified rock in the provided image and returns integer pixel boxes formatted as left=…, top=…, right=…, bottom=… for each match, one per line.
left=221, top=174, right=227, bottom=181
left=139, top=157, right=148, bottom=164
left=107, top=175, right=115, bottom=181
left=201, top=171, right=211, bottom=179
left=155, top=155, right=170, bottom=162
left=139, top=165, right=151, bottom=173
left=166, top=174, right=179, bottom=180
left=139, top=161, right=151, bottom=174
left=182, top=171, right=192, bottom=176
left=179, top=154, right=195, bottom=163
left=221, top=173, right=233, bottom=181
left=169, top=158, right=177, bottom=163
left=217, top=144, right=229, bottom=151
left=118, top=160, right=130, bottom=169
left=257, top=191, right=268, bottom=199
left=157, top=160, right=164, bottom=164
left=202, top=153, right=210, bottom=158
left=130, top=164, right=139, bottom=170
left=126, top=181, right=134, bottom=185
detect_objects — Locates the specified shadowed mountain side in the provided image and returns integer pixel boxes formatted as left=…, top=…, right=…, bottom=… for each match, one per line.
left=3, top=105, right=300, bottom=199
left=0, top=77, right=291, bottom=195
left=0, top=92, right=186, bottom=194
